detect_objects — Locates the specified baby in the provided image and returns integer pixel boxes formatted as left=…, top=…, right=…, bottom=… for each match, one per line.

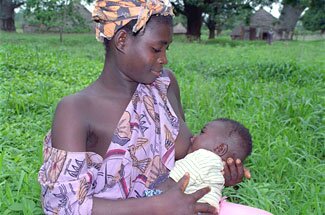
left=147, top=118, right=252, bottom=211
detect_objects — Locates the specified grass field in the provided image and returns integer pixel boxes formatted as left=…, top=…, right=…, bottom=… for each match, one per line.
left=0, top=32, right=324, bottom=214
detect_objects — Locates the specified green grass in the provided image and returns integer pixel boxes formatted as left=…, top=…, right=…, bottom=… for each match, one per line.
left=0, top=32, right=324, bottom=214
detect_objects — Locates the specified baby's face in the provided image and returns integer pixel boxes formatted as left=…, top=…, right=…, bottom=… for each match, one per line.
left=191, top=121, right=247, bottom=161
left=191, top=121, right=228, bottom=154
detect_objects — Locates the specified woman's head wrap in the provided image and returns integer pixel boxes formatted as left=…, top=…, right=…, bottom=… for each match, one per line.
left=92, top=0, right=174, bottom=42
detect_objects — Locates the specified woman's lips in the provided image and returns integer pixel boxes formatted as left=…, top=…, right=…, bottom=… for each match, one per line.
left=151, top=70, right=162, bottom=77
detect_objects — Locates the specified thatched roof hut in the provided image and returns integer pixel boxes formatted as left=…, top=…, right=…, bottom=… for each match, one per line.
left=173, top=23, right=186, bottom=34
left=231, top=25, right=243, bottom=40
left=250, top=8, right=278, bottom=29
left=231, top=8, right=278, bottom=40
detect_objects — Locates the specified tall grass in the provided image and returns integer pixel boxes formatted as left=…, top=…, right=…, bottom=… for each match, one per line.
left=0, top=33, right=324, bottom=214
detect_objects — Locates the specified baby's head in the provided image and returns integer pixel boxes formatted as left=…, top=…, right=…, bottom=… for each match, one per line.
left=189, top=118, right=252, bottom=162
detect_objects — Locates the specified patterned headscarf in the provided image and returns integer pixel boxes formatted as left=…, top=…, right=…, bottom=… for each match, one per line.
left=92, top=0, right=174, bottom=42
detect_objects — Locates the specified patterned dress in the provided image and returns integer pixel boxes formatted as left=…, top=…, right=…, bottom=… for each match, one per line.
left=38, top=72, right=179, bottom=214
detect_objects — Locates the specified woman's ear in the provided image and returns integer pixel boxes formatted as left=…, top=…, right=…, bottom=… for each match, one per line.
left=114, top=30, right=128, bottom=53
left=213, top=143, right=228, bottom=157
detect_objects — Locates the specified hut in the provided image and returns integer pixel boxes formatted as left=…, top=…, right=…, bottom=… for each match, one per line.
left=173, top=23, right=186, bottom=35
left=250, top=8, right=277, bottom=40
left=231, top=8, right=278, bottom=40
left=231, top=25, right=243, bottom=40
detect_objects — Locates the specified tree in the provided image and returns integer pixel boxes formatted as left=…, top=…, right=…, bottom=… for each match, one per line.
left=25, top=0, right=72, bottom=41
left=1, top=0, right=91, bottom=32
left=275, top=0, right=310, bottom=40
left=172, top=0, right=272, bottom=40
left=203, top=0, right=253, bottom=39
left=172, top=0, right=206, bottom=40
left=0, top=0, right=24, bottom=31
left=24, top=0, right=92, bottom=41
left=301, top=0, right=325, bottom=33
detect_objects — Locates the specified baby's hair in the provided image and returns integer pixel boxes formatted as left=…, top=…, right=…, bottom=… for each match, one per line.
left=214, top=118, right=253, bottom=157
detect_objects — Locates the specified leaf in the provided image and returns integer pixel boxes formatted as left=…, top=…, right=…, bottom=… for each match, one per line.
left=9, top=202, right=23, bottom=211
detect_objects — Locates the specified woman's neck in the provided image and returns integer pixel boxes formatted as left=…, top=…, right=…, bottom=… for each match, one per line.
left=96, top=59, right=139, bottom=96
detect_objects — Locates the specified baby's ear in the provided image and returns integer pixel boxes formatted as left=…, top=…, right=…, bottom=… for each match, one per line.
left=214, top=143, right=228, bottom=157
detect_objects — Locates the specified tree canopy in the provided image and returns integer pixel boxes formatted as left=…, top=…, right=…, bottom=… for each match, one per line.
left=301, top=0, right=325, bottom=33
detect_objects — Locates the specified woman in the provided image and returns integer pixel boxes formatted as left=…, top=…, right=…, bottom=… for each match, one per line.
left=38, top=0, right=250, bottom=214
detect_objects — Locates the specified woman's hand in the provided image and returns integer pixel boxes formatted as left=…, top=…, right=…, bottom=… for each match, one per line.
left=158, top=173, right=218, bottom=215
left=223, top=158, right=251, bottom=186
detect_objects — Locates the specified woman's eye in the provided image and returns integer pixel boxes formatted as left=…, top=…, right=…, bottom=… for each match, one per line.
left=152, top=47, right=161, bottom=53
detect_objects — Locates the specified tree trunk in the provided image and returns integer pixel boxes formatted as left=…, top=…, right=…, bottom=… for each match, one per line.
left=0, top=17, right=15, bottom=31
left=60, top=26, right=63, bottom=43
left=184, top=2, right=203, bottom=40
left=275, top=3, right=306, bottom=40
left=208, top=27, right=215, bottom=39
left=206, top=16, right=216, bottom=39
left=0, top=0, right=23, bottom=32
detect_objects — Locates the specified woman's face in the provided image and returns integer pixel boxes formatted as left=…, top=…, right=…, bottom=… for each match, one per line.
left=121, top=19, right=173, bottom=84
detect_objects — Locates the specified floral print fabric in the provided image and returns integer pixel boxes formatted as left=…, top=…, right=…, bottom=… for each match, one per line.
left=92, top=0, right=174, bottom=41
left=38, top=71, right=179, bottom=214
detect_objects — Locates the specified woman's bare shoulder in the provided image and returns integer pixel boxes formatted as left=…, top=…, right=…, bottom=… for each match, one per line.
left=56, top=92, right=91, bottom=112
left=51, top=93, right=92, bottom=152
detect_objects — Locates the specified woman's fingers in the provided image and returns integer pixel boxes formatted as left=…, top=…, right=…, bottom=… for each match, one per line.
left=227, top=158, right=238, bottom=183
left=235, top=159, right=244, bottom=183
left=191, top=188, right=217, bottom=214
left=194, top=202, right=217, bottom=214
left=244, top=167, right=251, bottom=179
left=191, top=186, right=211, bottom=201
left=223, top=158, right=248, bottom=186
left=178, top=172, right=190, bottom=192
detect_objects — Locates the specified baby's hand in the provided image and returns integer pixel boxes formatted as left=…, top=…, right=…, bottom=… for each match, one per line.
left=223, top=158, right=251, bottom=186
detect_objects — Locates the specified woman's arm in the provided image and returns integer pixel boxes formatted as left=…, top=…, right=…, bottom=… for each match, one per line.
left=166, top=69, right=193, bottom=160
left=92, top=174, right=217, bottom=215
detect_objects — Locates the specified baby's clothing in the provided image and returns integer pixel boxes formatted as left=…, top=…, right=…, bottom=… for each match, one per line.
left=170, top=149, right=224, bottom=209
left=38, top=71, right=179, bottom=214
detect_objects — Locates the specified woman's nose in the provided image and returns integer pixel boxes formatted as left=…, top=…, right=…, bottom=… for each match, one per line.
left=158, top=52, right=168, bottom=65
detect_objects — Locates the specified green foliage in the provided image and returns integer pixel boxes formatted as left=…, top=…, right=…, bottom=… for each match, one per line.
left=282, top=0, right=311, bottom=7
left=1, top=33, right=324, bottom=214
left=301, top=0, right=325, bottom=32
left=204, top=0, right=254, bottom=30
left=25, top=0, right=68, bottom=26
left=24, top=0, right=90, bottom=33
